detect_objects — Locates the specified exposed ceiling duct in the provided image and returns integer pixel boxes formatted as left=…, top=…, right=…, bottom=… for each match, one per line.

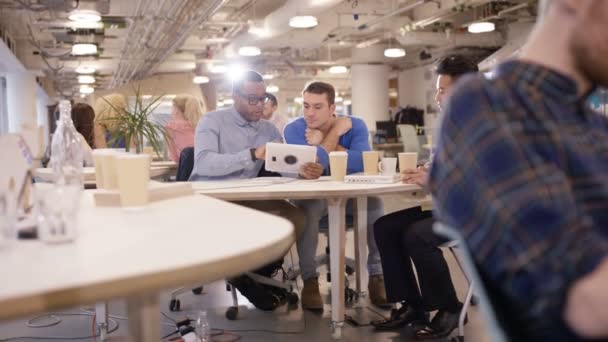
left=396, top=31, right=504, bottom=48
left=110, top=0, right=229, bottom=88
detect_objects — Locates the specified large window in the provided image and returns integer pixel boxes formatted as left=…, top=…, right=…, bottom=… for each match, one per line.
left=0, top=76, right=7, bottom=134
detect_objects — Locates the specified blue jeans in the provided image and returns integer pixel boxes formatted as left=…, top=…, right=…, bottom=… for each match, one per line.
left=292, top=197, right=384, bottom=281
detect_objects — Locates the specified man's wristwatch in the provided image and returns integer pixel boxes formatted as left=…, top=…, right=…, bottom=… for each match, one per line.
left=250, top=148, right=257, bottom=161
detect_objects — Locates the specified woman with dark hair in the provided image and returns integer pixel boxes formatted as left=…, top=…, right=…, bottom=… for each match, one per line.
left=71, top=102, right=95, bottom=166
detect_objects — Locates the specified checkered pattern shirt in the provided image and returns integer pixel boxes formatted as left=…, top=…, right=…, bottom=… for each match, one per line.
left=429, top=60, right=608, bottom=340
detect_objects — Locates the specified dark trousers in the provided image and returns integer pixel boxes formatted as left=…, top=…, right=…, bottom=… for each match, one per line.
left=373, top=206, right=461, bottom=312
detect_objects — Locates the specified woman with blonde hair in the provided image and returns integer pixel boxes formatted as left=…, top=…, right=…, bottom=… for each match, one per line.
left=93, top=93, right=128, bottom=148
left=165, top=94, right=205, bottom=162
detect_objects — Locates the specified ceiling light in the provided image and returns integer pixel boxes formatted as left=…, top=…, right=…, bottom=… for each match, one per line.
left=217, top=100, right=225, bottom=107
left=328, top=65, right=348, bottom=74
left=210, top=65, right=227, bottom=74
left=79, top=85, right=94, bottom=94
left=266, top=85, right=279, bottom=93
left=228, top=64, right=246, bottom=81
left=80, top=94, right=86, bottom=98
left=75, top=65, right=96, bottom=74
left=68, top=9, right=101, bottom=22
left=248, top=23, right=269, bottom=37
left=263, top=74, right=274, bottom=80
left=77, top=75, right=95, bottom=84
left=193, top=75, right=210, bottom=84
left=343, top=99, right=352, bottom=106
left=224, top=98, right=235, bottom=105
left=335, top=96, right=343, bottom=103
left=71, top=43, right=97, bottom=55
left=389, top=90, right=398, bottom=98
left=384, top=48, right=406, bottom=58
left=289, top=16, right=318, bottom=29
left=468, top=21, right=495, bottom=33
left=165, top=94, right=177, bottom=100
left=294, top=97, right=304, bottom=104
left=238, top=46, right=261, bottom=57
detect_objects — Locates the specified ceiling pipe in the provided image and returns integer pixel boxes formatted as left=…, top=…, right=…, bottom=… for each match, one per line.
left=396, top=30, right=503, bottom=47
left=357, top=0, right=427, bottom=31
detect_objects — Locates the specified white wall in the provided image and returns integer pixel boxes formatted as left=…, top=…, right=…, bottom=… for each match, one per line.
left=398, top=65, right=435, bottom=112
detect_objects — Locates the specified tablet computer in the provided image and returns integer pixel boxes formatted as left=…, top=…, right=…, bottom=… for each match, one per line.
left=265, top=143, right=317, bottom=174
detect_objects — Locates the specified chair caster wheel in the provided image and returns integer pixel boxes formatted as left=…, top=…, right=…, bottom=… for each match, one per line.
left=225, top=306, right=238, bottom=320
left=192, top=286, right=204, bottom=295
left=345, top=287, right=358, bottom=303
left=169, top=299, right=181, bottom=312
left=345, top=265, right=355, bottom=275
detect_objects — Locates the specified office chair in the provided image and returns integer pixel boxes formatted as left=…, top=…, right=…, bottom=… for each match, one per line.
left=169, top=151, right=299, bottom=318
left=433, top=222, right=508, bottom=342
left=397, top=124, right=421, bottom=153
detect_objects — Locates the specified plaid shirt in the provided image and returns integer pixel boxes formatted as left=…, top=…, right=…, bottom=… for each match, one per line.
left=429, top=60, right=608, bottom=340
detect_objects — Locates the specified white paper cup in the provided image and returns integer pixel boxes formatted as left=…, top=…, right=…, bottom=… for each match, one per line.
left=362, top=151, right=379, bottom=175
left=398, top=152, right=418, bottom=172
left=329, top=151, right=348, bottom=181
left=115, top=154, right=151, bottom=207
left=378, top=157, right=397, bottom=176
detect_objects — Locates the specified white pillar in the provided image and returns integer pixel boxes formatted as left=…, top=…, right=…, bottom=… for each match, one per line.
left=350, top=46, right=390, bottom=131
left=5, top=71, right=37, bottom=133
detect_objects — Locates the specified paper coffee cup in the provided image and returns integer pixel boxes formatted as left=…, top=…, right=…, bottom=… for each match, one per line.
left=329, top=151, right=348, bottom=181
left=115, top=154, right=151, bottom=207
left=398, top=152, right=418, bottom=172
left=362, top=151, right=379, bottom=175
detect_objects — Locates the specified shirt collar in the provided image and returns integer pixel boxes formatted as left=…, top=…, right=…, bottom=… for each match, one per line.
left=494, top=60, right=580, bottom=105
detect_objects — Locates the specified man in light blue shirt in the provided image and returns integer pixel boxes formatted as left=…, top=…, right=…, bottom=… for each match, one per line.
left=284, top=81, right=387, bottom=309
left=189, top=70, right=323, bottom=311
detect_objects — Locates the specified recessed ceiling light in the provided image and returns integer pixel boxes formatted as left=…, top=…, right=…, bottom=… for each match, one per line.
left=266, top=85, right=279, bottom=93
left=68, top=9, right=101, bottom=22
left=217, top=100, right=225, bottom=107
left=165, top=94, right=177, bottom=100
left=228, top=64, right=246, bottom=81
left=468, top=22, right=495, bottom=33
left=238, top=46, right=261, bottom=57
left=75, top=65, right=96, bottom=74
left=343, top=99, right=352, bottom=106
left=78, top=75, right=95, bottom=84
left=384, top=48, right=406, bottom=58
left=289, top=16, right=318, bottom=29
left=263, top=74, right=275, bottom=80
left=224, top=98, right=235, bottom=105
left=294, top=97, right=304, bottom=104
left=335, top=96, right=344, bottom=103
left=79, top=85, right=94, bottom=94
left=328, top=65, right=348, bottom=74
left=192, top=76, right=210, bottom=84
left=71, top=43, right=97, bottom=55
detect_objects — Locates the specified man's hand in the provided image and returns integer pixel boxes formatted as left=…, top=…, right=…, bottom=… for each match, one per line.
left=333, top=117, right=352, bottom=136
left=400, top=167, right=428, bottom=187
left=254, top=145, right=266, bottom=160
left=305, top=128, right=324, bottom=146
left=299, top=162, right=324, bottom=180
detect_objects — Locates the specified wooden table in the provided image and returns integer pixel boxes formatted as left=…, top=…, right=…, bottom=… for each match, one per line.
left=191, top=177, right=424, bottom=339
left=34, top=161, right=177, bottom=186
left=0, top=191, right=294, bottom=341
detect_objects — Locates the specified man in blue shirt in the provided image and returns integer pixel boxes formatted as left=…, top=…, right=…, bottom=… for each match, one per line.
left=429, top=0, right=608, bottom=340
left=189, top=70, right=323, bottom=310
left=284, top=81, right=387, bottom=309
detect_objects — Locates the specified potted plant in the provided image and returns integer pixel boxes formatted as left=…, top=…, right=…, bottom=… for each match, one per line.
left=98, top=87, right=169, bottom=156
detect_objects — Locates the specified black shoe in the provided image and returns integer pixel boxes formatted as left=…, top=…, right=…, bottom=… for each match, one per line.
left=371, top=306, right=429, bottom=331
left=229, top=276, right=281, bottom=311
left=414, top=309, right=466, bottom=340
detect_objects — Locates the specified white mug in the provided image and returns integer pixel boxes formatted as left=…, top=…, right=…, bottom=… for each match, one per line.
left=378, top=158, right=397, bottom=176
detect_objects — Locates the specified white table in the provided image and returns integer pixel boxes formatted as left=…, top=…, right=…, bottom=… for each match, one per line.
left=0, top=192, right=294, bottom=341
left=191, top=177, right=424, bottom=339
left=34, top=161, right=177, bottom=186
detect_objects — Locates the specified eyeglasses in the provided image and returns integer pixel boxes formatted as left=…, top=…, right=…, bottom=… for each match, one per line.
left=235, top=90, right=270, bottom=105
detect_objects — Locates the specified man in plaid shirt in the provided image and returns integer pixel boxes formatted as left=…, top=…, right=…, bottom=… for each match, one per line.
left=429, top=0, right=608, bottom=340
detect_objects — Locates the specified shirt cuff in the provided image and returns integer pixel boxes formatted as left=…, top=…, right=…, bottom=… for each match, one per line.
left=316, top=146, right=330, bottom=170
left=238, top=149, right=255, bottom=169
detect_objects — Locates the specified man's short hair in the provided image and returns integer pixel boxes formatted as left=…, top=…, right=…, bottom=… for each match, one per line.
left=436, top=55, right=479, bottom=80
left=266, top=92, right=278, bottom=107
left=232, top=70, right=264, bottom=93
left=302, top=81, right=335, bottom=105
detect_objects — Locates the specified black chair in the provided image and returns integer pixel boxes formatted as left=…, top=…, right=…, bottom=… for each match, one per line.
left=176, top=146, right=194, bottom=181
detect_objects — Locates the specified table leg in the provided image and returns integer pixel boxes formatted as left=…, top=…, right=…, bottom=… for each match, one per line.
left=328, top=197, right=346, bottom=339
left=354, top=196, right=368, bottom=301
left=126, top=293, right=161, bottom=342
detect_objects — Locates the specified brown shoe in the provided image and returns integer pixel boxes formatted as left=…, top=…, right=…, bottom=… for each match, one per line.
left=301, top=277, right=324, bottom=310
left=369, top=275, right=389, bottom=308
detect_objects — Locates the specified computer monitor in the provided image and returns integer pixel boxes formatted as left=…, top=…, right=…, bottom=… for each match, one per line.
left=375, top=121, right=397, bottom=141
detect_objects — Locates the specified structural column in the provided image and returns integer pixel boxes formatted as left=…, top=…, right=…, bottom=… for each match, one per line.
left=350, top=45, right=390, bottom=131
